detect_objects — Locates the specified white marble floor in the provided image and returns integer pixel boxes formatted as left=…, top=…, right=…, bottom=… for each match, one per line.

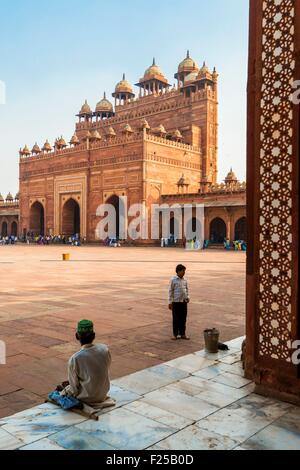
left=1, top=336, right=300, bottom=450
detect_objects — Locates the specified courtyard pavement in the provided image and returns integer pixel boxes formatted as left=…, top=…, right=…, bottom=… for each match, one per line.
left=0, top=336, right=300, bottom=450
left=0, top=246, right=245, bottom=418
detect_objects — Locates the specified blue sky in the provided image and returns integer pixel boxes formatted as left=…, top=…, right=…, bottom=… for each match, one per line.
left=0, top=0, right=249, bottom=196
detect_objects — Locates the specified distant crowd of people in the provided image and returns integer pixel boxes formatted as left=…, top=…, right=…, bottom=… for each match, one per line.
left=0, top=235, right=18, bottom=245
left=22, top=232, right=85, bottom=246
left=224, top=238, right=247, bottom=251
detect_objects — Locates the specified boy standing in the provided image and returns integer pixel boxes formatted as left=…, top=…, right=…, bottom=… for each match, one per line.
left=168, top=264, right=190, bottom=340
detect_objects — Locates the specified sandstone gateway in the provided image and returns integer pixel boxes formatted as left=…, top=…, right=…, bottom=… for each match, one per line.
left=14, top=54, right=246, bottom=244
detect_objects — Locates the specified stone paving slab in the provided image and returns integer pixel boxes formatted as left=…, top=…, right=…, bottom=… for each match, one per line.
left=0, top=246, right=245, bottom=416
left=0, top=336, right=299, bottom=450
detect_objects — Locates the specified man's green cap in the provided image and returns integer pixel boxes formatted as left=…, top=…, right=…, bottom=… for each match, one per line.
left=77, top=319, right=94, bottom=334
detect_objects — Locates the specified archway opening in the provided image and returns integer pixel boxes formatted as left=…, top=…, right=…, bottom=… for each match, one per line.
left=11, top=221, right=18, bottom=237
left=29, top=202, right=45, bottom=236
left=185, top=216, right=202, bottom=241
left=105, top=195, right=126, bottom=239
left=235, top=217, right=247, bottom=241
left=1, top=221, right=8, bottom=237
left=62, top=199, right=80, bottom=237
left=209, top=217, right=226, bottom=244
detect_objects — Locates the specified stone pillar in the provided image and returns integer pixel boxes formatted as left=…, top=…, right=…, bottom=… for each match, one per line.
left=246, top=0, right=300, bottom=404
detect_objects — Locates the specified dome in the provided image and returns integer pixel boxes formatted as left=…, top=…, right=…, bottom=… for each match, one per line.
left=91, top=130, right=102, bottom=141
left=139, top=118, right=150, bottom=130
left=15, top=192, right=20, bottom=200
left=144, top=58, right=166, bottom=80
left=0, top=194, right=4, bottom=202
left=197, top=62, right=211, bottom=79
left=6, top=192, right=13, bottom=201
left=225, top=168, right=238, bottom=183
left=42, top=140, right=52, bottom=152
left=82, top=131, right=92, bottom=141
left=184, top=71, right=198, bottom=84
left=22, top=145, right=31, bottom=156
left=69, top=134, right=80, bottom=146
left=178, top=51, right=199, bottom=73
left=153, top=124, right=166, bottom=135
left=55, top=136, right=67, bottom=149
left=58, top=137, right=67, bottom=147
left=114, top=74, right=134, bottom=95
left=106, top=126, right=116, bottom=137
left=172, top=129, right=183, bottom=140
left=79, top=99, right=92, bottom=115
left=95, top=92, right=113, bottom=113
left=122, top=123, right=133, bottom=133
left=31, top=143, right=41, bottom=154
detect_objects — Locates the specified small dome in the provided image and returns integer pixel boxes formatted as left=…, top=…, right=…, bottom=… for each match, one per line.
left=57, top=137, right=67, bottom=147
left=0, top=194, right=4, bottom=202
left=197, top=62, right=211, bottom=79
left=31, top=143, right=41, bottom=154
left=173, top=129, right=183, bottom=140
left=69, top=133, right=80, bottom=145
left=55, top=136, right=67, bottom=149
left=225, top=168, right=238, bottom=183
left=153, top=124, right=167, bottom=136
left=22, top=145, right=31, bottom=156
left=15, top=192, right=20, bottom=200
left=144, top=58, right=166, bottom=80
left=6, top=192, right=13, bottom=201
left=82, top=131, right=92, bottom=141
left=184, top=71, right=198, bottom=84
left=95, top=92, right=113, bottom=113
left=139, top=118, right=150, bottom=130
left=122, top=123, right=133, bottom=133
left=115, top=74, right=134, bottom=94
left=42, top=140, right=52, bottom=152
left=79, top=99, right=92, bottom=115
left=91, top=130, right=102, bottom=141
left=178, top=51, right=199, bottom=73
left=106, top=126, right=116, bottom=137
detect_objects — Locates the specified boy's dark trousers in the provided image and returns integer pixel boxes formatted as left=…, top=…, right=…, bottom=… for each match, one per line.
left=172, top=302, right=188, bottom=337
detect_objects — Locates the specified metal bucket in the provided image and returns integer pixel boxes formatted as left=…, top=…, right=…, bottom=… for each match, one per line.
left=62, top=253, right=70, bottom=261
left=203, top=328, right=220, bottom=353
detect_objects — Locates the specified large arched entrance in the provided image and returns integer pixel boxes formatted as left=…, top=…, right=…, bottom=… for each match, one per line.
left=105, top=195, right=126, bottom=239
left=29, top=202, right=45, bottom=236
left=1, top=221, right=8, bottom=237
left=61, top=199, right=80, bottom=237
left=11, top=221, right=18, bottom=237
left=209, top=217, right=226, bottom=244
left=235, top=217, right=247, bottom=241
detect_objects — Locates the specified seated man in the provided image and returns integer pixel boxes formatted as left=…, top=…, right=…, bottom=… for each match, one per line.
left=61, top=320, right=111, bottom=406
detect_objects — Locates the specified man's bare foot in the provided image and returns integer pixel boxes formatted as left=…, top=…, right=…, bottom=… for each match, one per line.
left=181, top=335, right=190, bottom=340
left=171, top=336, right=178, bottom=340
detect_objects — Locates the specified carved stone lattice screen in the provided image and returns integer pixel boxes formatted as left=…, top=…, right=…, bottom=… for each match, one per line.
left=246, top=0, right=299, bottom=401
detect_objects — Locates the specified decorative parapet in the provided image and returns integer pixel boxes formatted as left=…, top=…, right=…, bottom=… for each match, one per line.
left=0, top=199, right=19, bottom=208
left=76, top=87, right=216, bottom=132
left=209, top=181, right=246, bottom=194
left=19, top=130, right=200, bottom=163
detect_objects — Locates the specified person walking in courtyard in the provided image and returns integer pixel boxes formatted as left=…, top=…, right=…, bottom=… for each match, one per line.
left=59, top=319, right=112, bottom=406
left=168, top=264, right=190, bottom=340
